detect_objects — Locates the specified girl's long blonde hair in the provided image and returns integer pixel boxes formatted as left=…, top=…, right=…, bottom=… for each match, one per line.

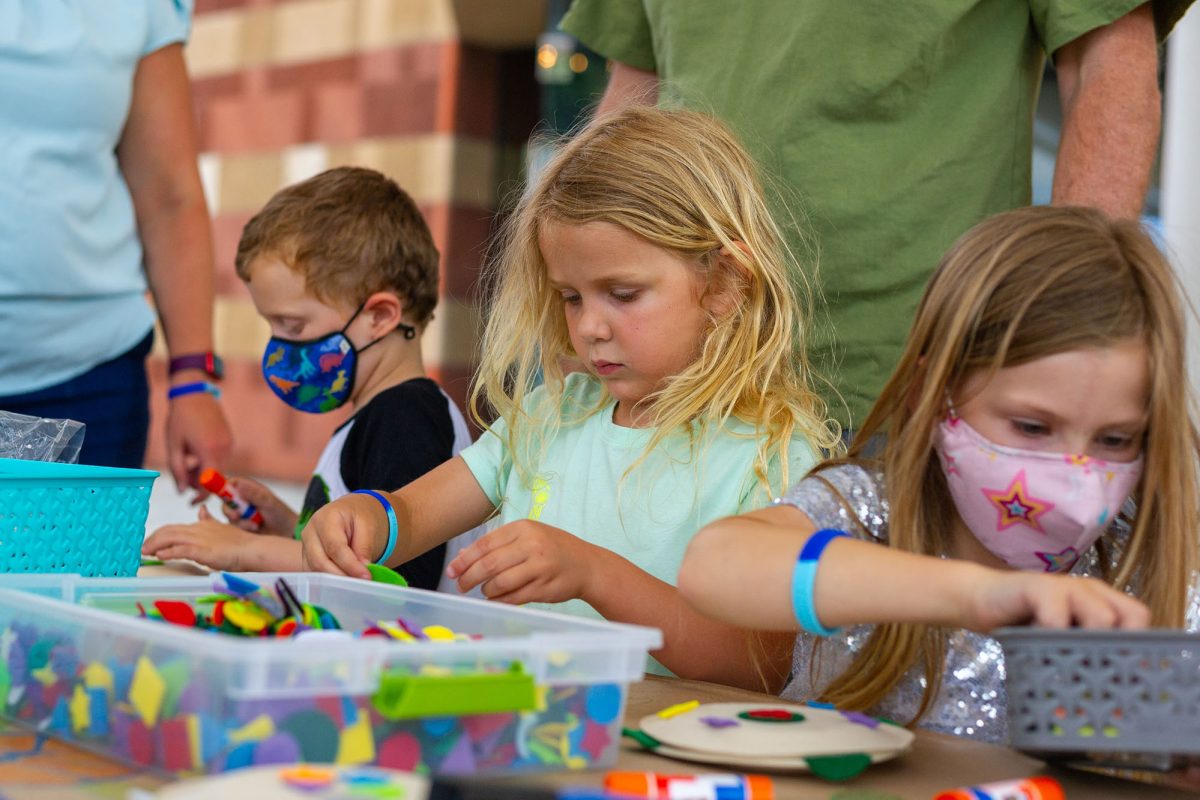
left=817, top=205, right=1200, bottom=722
left=471, top=105, right=838, bottom=496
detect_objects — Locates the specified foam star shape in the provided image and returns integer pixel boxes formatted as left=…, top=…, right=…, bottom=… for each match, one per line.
left=981, top=469, right=1055, bottom=532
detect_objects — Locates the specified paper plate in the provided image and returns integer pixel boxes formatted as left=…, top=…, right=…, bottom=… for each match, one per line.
left=647, top=741, right=909, bottom=773
left=638, top=702, right=914, bottom=761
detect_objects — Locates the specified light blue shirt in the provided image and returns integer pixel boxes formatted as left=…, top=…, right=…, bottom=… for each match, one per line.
left=0, top=1, right=192, bottom=394
left=460, top=373, right=817, bottom=672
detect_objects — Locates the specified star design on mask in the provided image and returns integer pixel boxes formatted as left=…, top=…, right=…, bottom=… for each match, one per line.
left=981, top=469, right=1055, bottom=532
left=1036, top=546, right=1080, bottom=573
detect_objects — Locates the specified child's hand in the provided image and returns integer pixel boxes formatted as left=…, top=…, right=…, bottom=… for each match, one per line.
left=143, top=507, right=259, bottom=571
left=299, top=493, right=387, bottom=580
left=445, top=520, right=597, bottom=604
left=221, top=476, right=298, bottom=537
left=967, top=570, right=1150, bottom=633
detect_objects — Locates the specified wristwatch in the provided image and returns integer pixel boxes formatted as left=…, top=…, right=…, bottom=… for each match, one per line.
left=168, top=351, right=224, bottom=380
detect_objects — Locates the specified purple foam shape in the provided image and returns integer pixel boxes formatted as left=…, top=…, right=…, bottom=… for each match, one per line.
left=438, top=734, right=477, bottom=775
left=252, top=732, right=302, bottom=765
left=700, top=716, right=739, bottom=729
left=840, top=710, right=880, bottom=729
left=175, top=679, right=208, bottom=715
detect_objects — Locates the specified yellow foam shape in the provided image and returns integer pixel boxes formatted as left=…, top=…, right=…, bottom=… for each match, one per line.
left=378, top=622, right=414, bottom=642
left=186, top=714, right=202, bottom=769
left=336, top=713, right=375, bottom=765
left=223, top=601, right=273, bottom=633
left=656, top=700, right=699, bottom=719
left=31, top=665, right=57, bottom=687
left=548, top=651, right=571, bottom=667
left=130, top=656, right=167, bottom=727
left=229, top=714, right=276, bottom=744
left=83, top=662, right=114, bottom=695
left=69, top=685, right=90, bottom=734
left=422, top=625, right=455, bottom=641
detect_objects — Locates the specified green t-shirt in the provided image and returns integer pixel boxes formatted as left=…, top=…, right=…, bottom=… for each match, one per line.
left=562, top=0, right=1190, bottom=429
left=460, top=373, right=816, bottom=671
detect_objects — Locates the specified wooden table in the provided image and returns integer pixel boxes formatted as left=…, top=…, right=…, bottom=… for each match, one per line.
left=491, top=675, right=1198, bottom=799
left=136, top=564, right=1196, bottom=797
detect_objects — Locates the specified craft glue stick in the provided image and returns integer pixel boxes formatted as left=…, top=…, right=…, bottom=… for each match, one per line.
left=934, top=776, right=1064, bottom=800
left=604, top=772, right=774, bottom=800
left=199, top=467, right=264, bottom=527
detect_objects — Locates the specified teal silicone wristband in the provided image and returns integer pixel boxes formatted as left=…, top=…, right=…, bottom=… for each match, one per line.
left=353, top=489, right=398, bottom=566
left=792, top=528, right=849, bottom=636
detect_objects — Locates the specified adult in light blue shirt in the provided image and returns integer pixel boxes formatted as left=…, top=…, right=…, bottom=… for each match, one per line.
left=0, top=0, right=230, bottom=484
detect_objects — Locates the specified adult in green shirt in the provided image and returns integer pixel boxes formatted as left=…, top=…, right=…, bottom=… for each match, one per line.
left=562, top=1, right=1191, bottom=432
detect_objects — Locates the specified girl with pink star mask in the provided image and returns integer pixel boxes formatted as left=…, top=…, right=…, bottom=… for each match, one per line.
left=679, top=206, right=1200, bottom=743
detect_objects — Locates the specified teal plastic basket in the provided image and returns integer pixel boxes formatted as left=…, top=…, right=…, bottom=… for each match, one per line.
left=0, top=457, right=157, bottom=576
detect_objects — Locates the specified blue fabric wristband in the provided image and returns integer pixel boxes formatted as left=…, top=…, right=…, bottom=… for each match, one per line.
left=167, top=381, right=220, bottom=400
left=353, top=489, right=398, bottom=566
left=792, top=528, right=850, bottom=637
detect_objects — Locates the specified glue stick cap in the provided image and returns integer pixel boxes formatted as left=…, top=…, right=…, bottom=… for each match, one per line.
left=934, top=776, right=1064, bottom=800
left=199, top=468, right=227, bottom=493
left=603, top=773, right=650, bottom=795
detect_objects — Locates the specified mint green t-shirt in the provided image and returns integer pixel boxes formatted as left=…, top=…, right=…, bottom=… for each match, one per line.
left=460, top=373, right=816, bottom=631
left=561, top=0, right=1190, bottom=429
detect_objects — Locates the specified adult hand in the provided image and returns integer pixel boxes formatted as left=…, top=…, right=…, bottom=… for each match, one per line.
left=165, top=392, right=232, bottom=491
left=299, top=492, right=388, bottom=579
left=967, top=570, right=1150, bottom=633
left=219, top=476, right=298, bottom=537
left=445, top=520, right=597, bottom=604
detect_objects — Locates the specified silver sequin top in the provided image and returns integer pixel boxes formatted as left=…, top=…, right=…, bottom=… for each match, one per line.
left=777, top=463, right=1200, bottom=744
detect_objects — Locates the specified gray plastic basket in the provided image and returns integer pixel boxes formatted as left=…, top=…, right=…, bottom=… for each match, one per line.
left=997, top=627, right=1200, bottom=766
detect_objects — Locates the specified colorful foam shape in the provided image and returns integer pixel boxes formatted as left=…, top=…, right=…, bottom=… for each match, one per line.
left=438, top=734, right=476, bottom=774
left=376, top=731, right=422, bottom=771
left=129, top=718, right=155, bottom=766
left=278, top=708, right=340, bottom=762
left=585, top=684, right=621, bottom=725
left=159, top=659, right=191, bottom=718
left=252, top=732, right=302, bottom=765
left=224, top=741, right=256, bottom=771
left=87, top=687, right=110, bottom=737
left=229, top=713, right=275, bottom=744
left=336, top=712, right=375, bottom=765
left=83, top=661, right=114, bottom=695
left=68, top=684, right=90, bottom=733
left=162, top=717, right=196, bottom=771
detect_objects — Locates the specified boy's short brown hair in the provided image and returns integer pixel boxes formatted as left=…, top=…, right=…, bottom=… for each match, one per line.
left=235, top=166, right=439, bottom=326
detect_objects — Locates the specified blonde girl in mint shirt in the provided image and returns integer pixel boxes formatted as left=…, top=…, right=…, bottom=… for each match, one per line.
left=301, top=106, right=838, bottom=692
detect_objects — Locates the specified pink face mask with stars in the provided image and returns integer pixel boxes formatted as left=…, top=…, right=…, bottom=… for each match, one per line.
left=934, top=415, right=1143, bottom=572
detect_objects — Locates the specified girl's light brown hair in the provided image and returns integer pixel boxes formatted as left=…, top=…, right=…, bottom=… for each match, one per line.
left=472, top=105, right=838, bottom=498
left=816, top=205, right=1200, bottom=722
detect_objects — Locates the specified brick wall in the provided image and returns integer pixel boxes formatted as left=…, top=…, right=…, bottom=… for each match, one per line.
left=144, top=0, right=541, bottom=481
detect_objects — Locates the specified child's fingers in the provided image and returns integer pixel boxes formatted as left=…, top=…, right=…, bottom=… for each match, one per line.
left=474, top=559, right=545, bottom=601
left=197, top=506, right=213, bottom=521
left=455, top=545, right=529, bottom=595
left=445, top=526, right=518, bottom=579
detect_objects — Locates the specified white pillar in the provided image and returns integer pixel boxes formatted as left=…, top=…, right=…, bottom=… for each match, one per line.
left=1160, top=8, right=1200, bottom=387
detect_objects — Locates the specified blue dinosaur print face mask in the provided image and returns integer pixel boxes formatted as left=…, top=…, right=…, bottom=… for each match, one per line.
left=261, top=302, right=411, bottom=414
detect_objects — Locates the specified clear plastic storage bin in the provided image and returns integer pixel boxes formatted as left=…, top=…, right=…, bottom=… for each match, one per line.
left=0, top=574, right=661, bottom=776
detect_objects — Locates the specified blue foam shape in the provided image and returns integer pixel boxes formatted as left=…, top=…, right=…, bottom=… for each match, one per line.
left=585, top=684, right=621, bottom=725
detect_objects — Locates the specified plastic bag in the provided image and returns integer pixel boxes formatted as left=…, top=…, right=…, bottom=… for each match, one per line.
left=0, top=410, right=86, bottom=463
